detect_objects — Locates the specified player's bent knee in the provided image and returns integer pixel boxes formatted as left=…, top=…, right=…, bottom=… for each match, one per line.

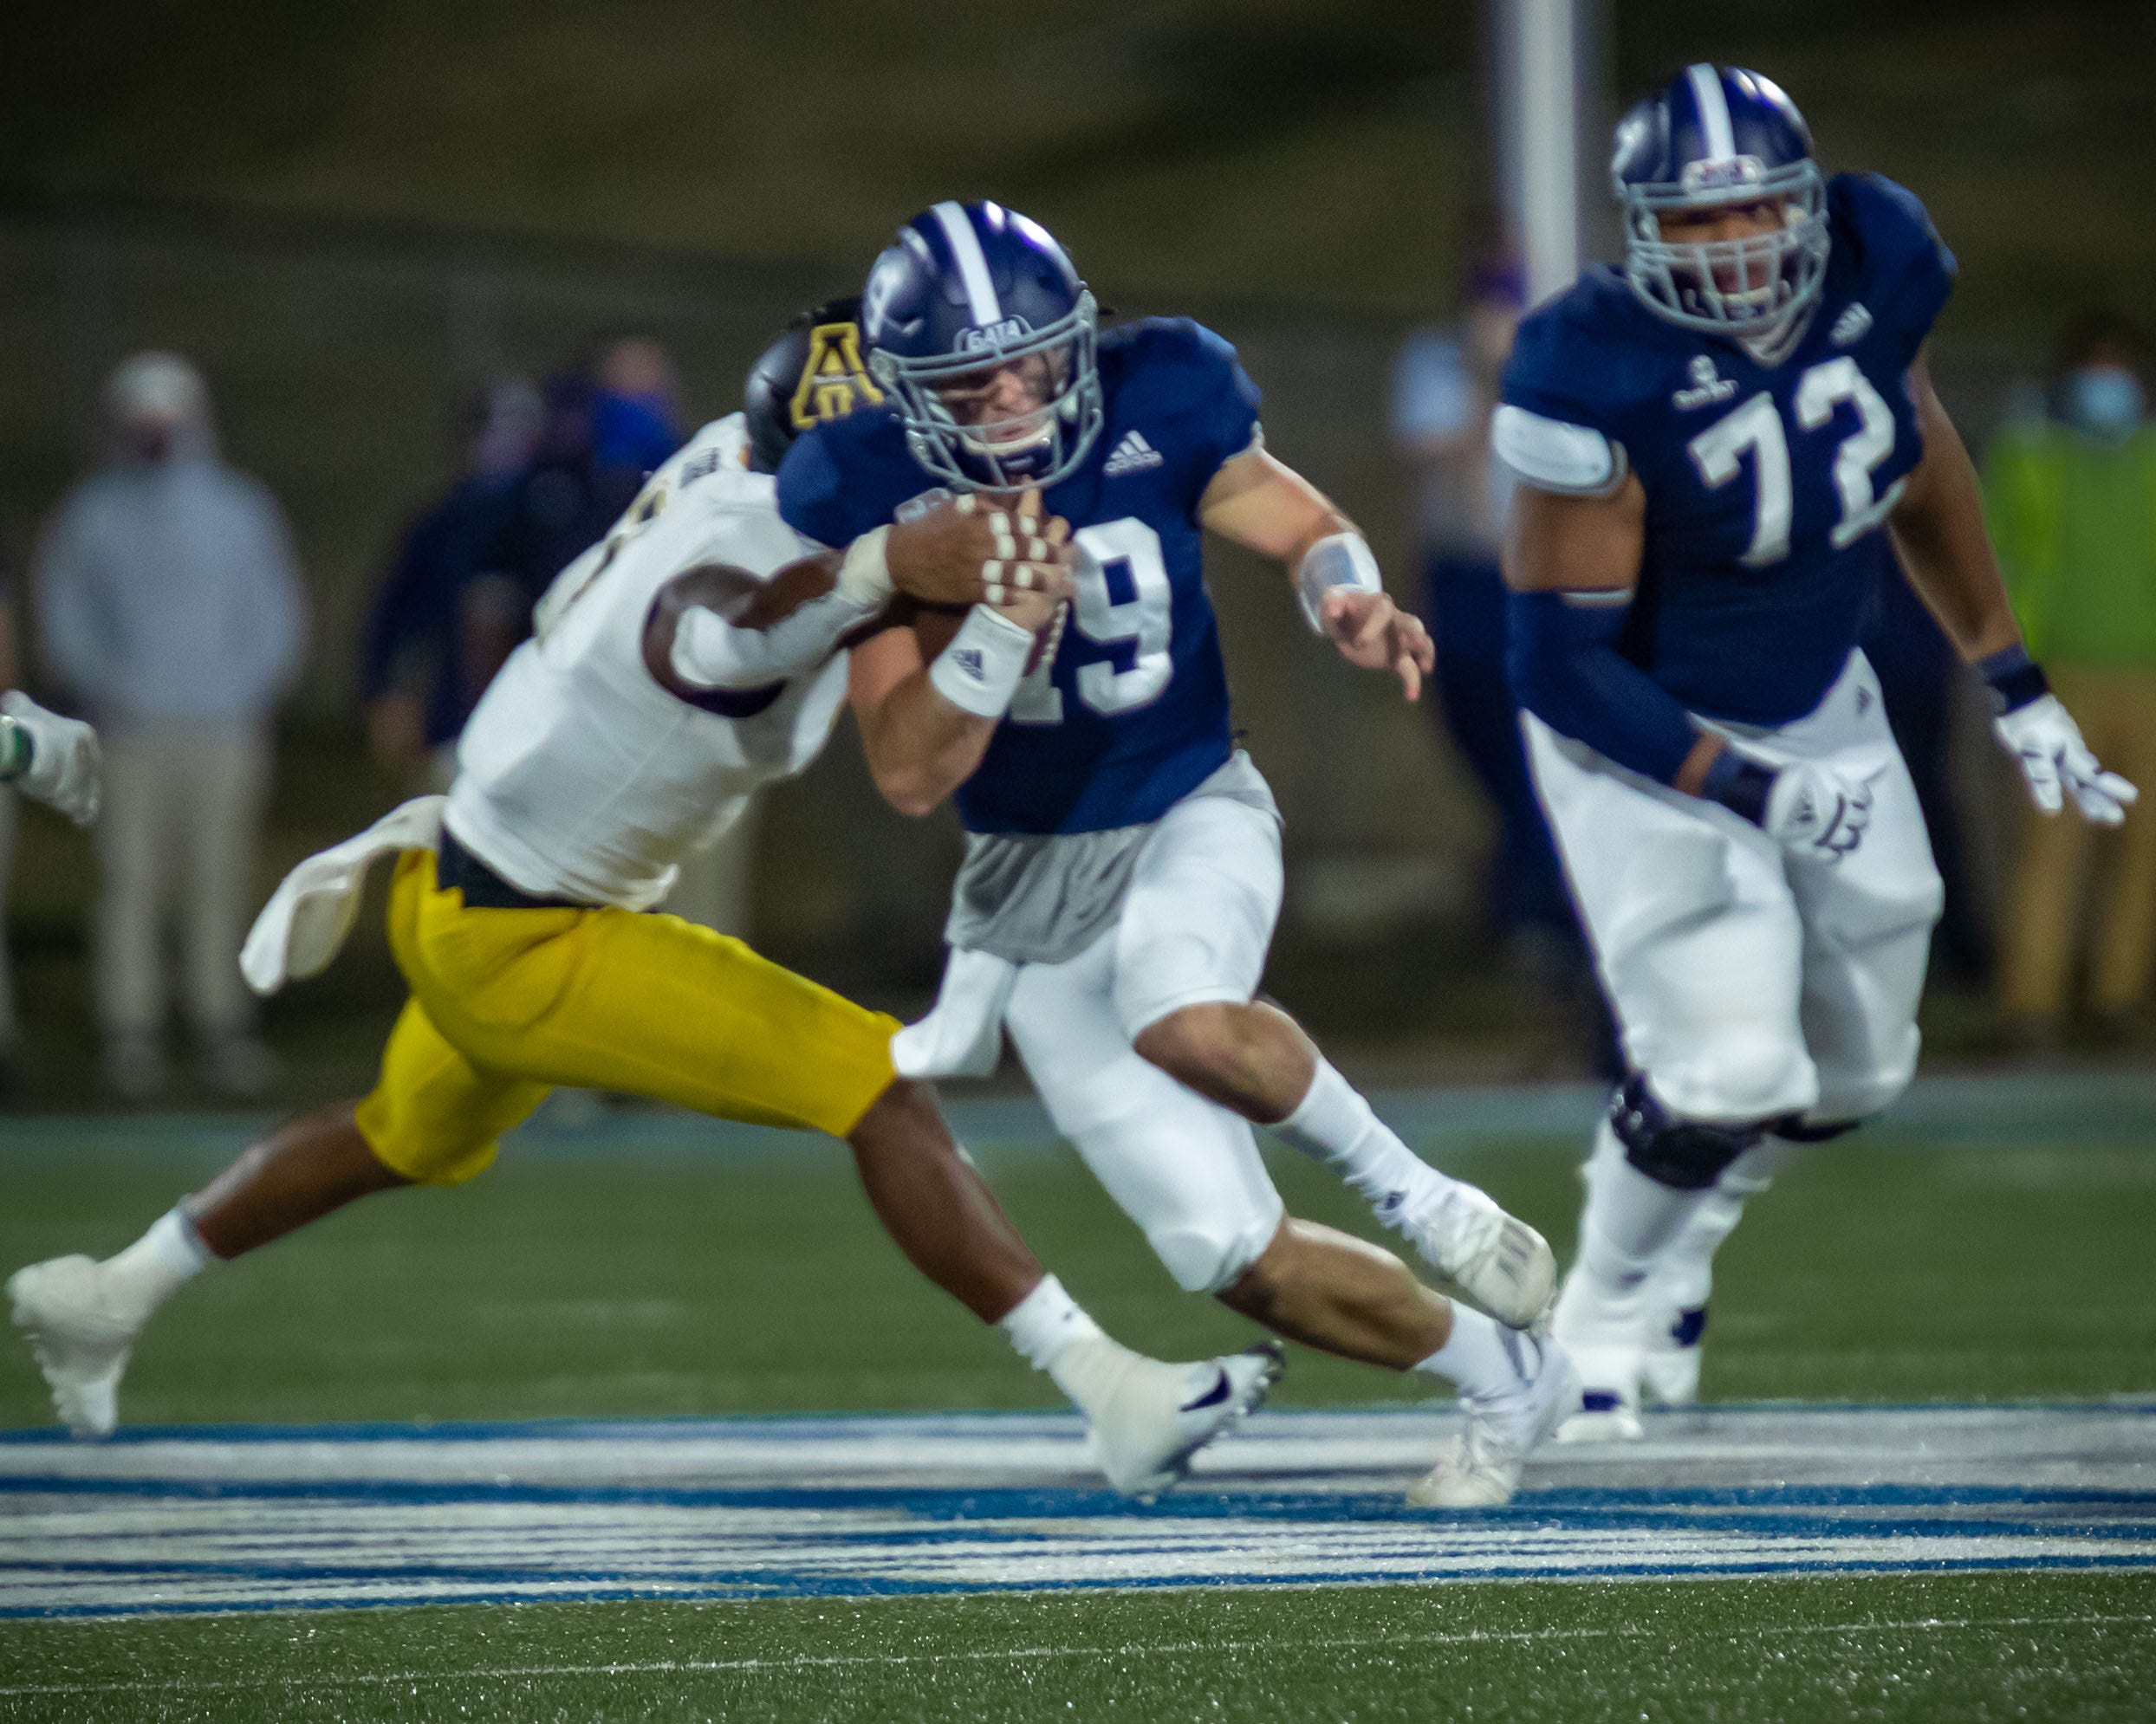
left=1611, top=1074, right=1770, bottom=1192
left=1130, top=1002, right=1226, bottom=1078
left=1646, top=1027, right=1815, bottom=1124
left=1810, top=1027, right=1919, bottom=1124
left=352, top=1113, right=500, bottom=1189
left=1150, top=1212, right=1276, bottom=1295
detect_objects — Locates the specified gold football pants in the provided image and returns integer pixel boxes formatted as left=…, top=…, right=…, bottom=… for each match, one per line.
left=354, top=850, right=900, bottom=1185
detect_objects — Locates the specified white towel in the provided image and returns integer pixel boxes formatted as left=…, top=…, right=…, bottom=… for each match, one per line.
left=240, top=797, right=446, bottom=996
left=890, top=946, right=1020, bottom=1080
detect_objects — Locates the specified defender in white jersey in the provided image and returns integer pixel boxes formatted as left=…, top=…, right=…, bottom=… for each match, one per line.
left=9, top=301, right=1279, bottom=1494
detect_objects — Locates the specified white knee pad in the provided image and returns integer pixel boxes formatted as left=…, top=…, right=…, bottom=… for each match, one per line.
left=1809, top=1024, right=1919, bottom=1124
left=1646, top=1027, right=1818, bottom=1124
left=1065, top=1105, right=1284, bottom=1296
left=1145, top=1209, right=1280, bottom=1295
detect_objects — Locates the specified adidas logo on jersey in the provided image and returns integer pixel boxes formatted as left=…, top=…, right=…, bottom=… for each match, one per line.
left=1672, top=355, right=1738, bottom=411
left=1831, top=303, right=1874, bottom=347
left=950, top=646, right=986, bottom=682
left=1103, top=429, right=1165, bottom=476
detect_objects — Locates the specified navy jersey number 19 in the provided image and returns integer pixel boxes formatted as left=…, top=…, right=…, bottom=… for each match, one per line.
left=1685, top=356, right=1906, bottom=567
left=1011, top=516, right=1173, bottom=724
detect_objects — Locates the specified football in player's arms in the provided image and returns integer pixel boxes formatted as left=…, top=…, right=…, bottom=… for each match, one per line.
left=1493, top=65, right=2135, bottom=1436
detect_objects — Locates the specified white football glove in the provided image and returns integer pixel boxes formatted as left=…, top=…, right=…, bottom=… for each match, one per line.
left=1761, top=758, right=1876, bottom=862
left=1, top=691, right=101, bottom=826
left=1993, top=693, right=2139, bottom=826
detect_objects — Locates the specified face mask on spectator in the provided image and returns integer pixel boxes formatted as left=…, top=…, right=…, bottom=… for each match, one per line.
left=2062, top=366, right=2145, bottom=441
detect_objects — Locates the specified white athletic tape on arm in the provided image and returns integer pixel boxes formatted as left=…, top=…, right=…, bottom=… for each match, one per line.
left=1295, top=532, right=1383, bottom=632
left=928, top=605, right=1038, bottom=719
left=834, top=525, right=895, bottom=606
left=1491, top=405, right=1628, bottom=496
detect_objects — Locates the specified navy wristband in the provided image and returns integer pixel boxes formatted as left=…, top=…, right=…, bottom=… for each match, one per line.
left=1700, top=749, right=1776, bottom=827
left=1977, top=644, right=2049, bottom=715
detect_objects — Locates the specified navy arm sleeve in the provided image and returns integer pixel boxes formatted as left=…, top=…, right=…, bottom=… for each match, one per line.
left=1507, top=590, right=1704, bottom=786
left=1497, top=290, right=1708, bottom=788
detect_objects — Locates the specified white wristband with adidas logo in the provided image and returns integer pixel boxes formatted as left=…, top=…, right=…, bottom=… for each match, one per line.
left=929, top=605, right=1038, bottom=720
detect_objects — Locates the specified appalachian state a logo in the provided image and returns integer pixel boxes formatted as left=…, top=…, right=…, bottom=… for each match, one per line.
left=790, top=321, right=884, bottom=431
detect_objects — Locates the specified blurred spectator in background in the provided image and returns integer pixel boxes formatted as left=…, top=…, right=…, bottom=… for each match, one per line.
left=361, top=379, right=541, bottom=787
left=473, top=335, right=682, bottom=694
left=34, top=353, right=308, bottom=1101
left=1861, top=557, right=1991, bottom=988
left=1985, top=311, right=2156, bottom=1040
left=1393, top=224, right=1614, bottom=1071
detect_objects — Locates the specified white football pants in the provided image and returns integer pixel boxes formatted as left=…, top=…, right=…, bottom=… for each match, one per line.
left=1002, top=782, right=1287, bottom=1295
left=1526, top=651, right=1943, bottom=1126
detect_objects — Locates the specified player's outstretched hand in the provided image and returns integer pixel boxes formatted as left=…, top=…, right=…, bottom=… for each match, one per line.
left=1994, top=694, right=2139, bottom=826
left=2, top=691, right=100, bottom=826
left=885, top=489, right=1075, bottom=611
left=1319, top=589, right=1434, bottom=702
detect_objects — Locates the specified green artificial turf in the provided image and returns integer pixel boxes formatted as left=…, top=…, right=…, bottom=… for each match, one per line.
left=3, top=1118, right=2153, bottom=1721
left=3, top=1124, right=2155, bottom=1429
left=2, top=1572, right=2151, bottom=1723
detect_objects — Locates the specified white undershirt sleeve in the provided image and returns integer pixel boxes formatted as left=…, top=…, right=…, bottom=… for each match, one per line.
left=1490, top=404, right=1630, bottom=496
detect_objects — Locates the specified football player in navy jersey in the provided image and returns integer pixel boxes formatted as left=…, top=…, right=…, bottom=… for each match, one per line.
left=1496, top=67, right=2137, bottom=1438
left=780, top=200, right=1575, bottom=1507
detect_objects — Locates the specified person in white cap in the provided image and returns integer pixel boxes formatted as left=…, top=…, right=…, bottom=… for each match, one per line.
left=34, top=353, right=308, bottom=1101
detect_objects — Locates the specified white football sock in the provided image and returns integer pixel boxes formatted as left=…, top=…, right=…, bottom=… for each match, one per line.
left=100, top=1209, right=212, bottom=1326
left=1275, top=1059, right=1453, bottom=1229
left=1574, top=1119, right=1712, bottom=1297
left=998, top=1274, right=1119, bottom=1411
left=1417, top=1303, right=1530, bottom=1402
left=1654, top=1140, right=1785, bottom=1312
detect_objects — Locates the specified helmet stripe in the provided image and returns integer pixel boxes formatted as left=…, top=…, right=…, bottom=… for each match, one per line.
left=928, top=201, right=1003, bottom=329
left=1685, top=63, right=1737, bottom=159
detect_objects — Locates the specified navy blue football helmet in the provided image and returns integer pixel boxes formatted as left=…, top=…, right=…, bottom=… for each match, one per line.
left=1611, top=66, right=1829, bottom=347
left=860, top=200, right=1103, bottom=492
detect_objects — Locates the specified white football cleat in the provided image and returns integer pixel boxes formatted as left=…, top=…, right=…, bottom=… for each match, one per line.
left=1640, top=1305, right=1707, bottom=1408
left=1549, top=1261, right=1646, bottom=1442
left=8, top=1255, right=141, bottom=1439
left=1083, top=1340, right=1284, bottom=1497
left=1402, top=1185, right=1556, bottom=1329
left=1407, top=1332, right=1579, bottom=1508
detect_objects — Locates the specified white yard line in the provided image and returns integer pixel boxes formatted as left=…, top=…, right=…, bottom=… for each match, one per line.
left=3, top=1610, right=2151, bottom=1699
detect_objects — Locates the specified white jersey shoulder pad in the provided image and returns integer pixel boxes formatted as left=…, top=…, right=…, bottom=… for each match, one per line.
left=1491, top=405, right=1629, bottom=496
